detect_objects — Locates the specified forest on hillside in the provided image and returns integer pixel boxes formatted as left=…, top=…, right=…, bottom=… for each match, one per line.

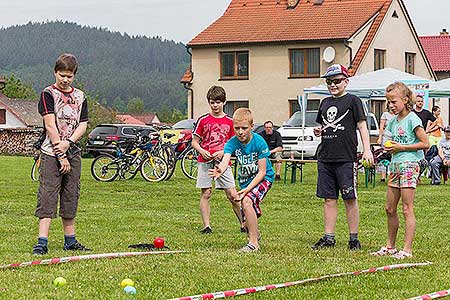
left=0, top=21, right=189, bottom=114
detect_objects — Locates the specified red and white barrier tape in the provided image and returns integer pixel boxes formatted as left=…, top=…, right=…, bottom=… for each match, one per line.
left=406, top=289, right=450, bottom=300
left=0, top=250, right=186, bottom=270
left=169, top=262, right=432, bottom=300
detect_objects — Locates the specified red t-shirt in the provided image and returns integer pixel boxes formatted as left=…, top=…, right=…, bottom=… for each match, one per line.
left=193, top=113, right=235, bottom=162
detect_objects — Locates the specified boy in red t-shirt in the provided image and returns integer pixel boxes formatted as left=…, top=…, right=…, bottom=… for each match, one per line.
left=192, top=86, right=244, bottom=234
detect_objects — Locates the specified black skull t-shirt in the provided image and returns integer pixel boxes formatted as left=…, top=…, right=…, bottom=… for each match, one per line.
left=315, top=93, right=367, bottom=162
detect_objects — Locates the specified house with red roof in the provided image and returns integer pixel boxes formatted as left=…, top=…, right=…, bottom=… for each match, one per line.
left=181, top=0, right=435, bottom=124
left=420, top=30, right=450, bottom=80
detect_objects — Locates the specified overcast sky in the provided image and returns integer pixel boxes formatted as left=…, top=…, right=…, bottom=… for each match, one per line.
left=0, top=0, right=447, bottom=43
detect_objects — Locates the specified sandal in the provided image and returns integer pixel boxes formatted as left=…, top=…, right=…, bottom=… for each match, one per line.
left=370, top=246, right=397, bottom=256
left=391, top=250, right=412, bottom=259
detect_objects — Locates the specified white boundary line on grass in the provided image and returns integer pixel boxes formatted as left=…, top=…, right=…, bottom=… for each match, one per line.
left=168, top=262, right=432, bottom=300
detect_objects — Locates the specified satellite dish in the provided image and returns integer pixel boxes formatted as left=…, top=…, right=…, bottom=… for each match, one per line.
left=323, top=46, right=336, bottom=63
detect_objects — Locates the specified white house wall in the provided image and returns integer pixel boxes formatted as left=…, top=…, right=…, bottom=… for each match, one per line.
left=0, top=108, right=26, bottom=128
left=191, top=42, right=348, bottom=124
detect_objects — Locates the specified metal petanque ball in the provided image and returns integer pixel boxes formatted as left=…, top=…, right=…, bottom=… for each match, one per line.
left=120, top=278, right=135, bottom=288
left=53, top=276, right=67, bottom=287
left=124, top=285, right=137, bottom=295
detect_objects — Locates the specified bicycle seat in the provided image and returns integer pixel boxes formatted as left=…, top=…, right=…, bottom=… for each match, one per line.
left=164, top=133, right=176, bottom=139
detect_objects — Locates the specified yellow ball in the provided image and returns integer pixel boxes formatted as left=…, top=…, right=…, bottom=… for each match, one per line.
left=120, top=278, right=134, bottom=288
left=362, top=160, right=371, bottom=168
left=53, top=277, right=67, bottom=287
left=384, top=140, right=393, bottom=148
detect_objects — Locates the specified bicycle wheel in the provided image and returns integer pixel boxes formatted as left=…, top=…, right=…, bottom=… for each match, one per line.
left=31, top=157, right=41, bottom=181
left=159, top=144, right=176, bottom=180
left=118, top=159, right=139, bottom=180
left=181, top=147, right=198, bottom=180
left=91, top=155, right=119, bottom=182
left=140, top=155, right=168, bottom=182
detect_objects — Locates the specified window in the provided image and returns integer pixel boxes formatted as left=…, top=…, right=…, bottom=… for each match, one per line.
left=405, top=52, right=415, bottom=74
left=224, top=101, right=248, bottom=117
left=289, top=99, right=320, bottom=116
left=220, top=51, right=249, bottom=80
left=0, top=109, right=5, bottom=124
left=374, top=49, right=386, bottom=70
left=289, top=48, right=320, bottom=77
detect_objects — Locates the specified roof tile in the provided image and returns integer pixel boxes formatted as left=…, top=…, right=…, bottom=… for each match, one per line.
left=189, top=0, right=389, bottom=46
left=419, top=36, right=450, bottom=72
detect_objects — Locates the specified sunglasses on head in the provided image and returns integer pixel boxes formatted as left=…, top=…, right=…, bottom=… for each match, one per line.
left=326, top=78, right=346, bottom=85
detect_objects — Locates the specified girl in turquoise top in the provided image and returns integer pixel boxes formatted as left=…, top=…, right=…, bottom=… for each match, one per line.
left=371, top=82, right=429, bottom=259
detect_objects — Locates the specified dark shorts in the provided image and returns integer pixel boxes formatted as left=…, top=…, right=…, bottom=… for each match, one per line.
left=316, top=161, right=358, bottom=200
left=242, top=179, right=272, bottom=219
left=35, top=153, right=82, bottom=219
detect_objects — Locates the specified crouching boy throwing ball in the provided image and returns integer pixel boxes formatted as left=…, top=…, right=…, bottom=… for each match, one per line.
left=209, top=108, right=274, bottom=253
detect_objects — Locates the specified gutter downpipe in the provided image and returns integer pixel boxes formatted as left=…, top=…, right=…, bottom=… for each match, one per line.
left=344, top=40, right=353, bottom=69
left=184, top=45, right=194, bottom=119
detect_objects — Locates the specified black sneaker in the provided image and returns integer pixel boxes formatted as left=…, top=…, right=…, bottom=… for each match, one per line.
left=240, top=227, right=248, bottom=233
left=32, top=244, right=48, bottom=255
left=348, top=239, right=362, bottom=250
left=311, top=237, right=335, bottom=250
left=275, top=175, right=281, bottom=181
left=63, top=241, right=91, bottom=251
left=200, top=227, right=212, bottom=234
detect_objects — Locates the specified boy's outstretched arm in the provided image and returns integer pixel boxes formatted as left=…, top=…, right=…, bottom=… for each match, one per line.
left=236, top=158, right=267, bottom=201
left=208, top=153, right=232, bottom=179
left=357, top=120, right=374, bottom=164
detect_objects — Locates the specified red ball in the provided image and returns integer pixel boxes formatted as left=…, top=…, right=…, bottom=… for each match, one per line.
left=153, top=237, right=165, bottom=249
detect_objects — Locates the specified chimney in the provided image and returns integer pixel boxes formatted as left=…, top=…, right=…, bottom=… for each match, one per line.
left=440, top=28, right=449, bottom=36
left=313, top=0, right=324, bottom=4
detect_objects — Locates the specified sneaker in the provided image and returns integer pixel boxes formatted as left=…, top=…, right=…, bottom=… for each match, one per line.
left=238, top=243, right=259, bottom=253
left=63, top=241, right=91, bottom=251
left=32, top=244, right=48, bottom=255
left=311, top=237, right=335, bottom=250
left=240, top=227, right=248, bottom=233
left=370, top=246, right=397, bottom=256
left=275, top=175, right=281, bottom=181
left=391, top=250, right=412, bottom=259
left=348, top=239, right=362, bottom=251
left=200, top=226, right=212, bottom=234
left=380, top=178, right=386, bottom=182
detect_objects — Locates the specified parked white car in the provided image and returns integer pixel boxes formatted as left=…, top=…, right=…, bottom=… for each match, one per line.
left=278, top=110, right=379, bottom=159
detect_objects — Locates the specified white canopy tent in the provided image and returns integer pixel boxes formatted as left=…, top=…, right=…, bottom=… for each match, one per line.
left=429, top=78, right=450, bottom=98
left=297, top=68, right=433, bottom=159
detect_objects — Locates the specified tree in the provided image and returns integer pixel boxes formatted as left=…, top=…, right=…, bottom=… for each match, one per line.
left=158, top=107, right=186, bottom=124
left=112, top=97, right=127, bottom=112
left=127, top=97, right=145, bottom=114
left=2, top=74, right=38, bottom=99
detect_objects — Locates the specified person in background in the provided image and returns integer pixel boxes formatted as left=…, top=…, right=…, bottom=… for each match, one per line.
left=429, top=126, right=450, bottom=185
left=427, top=106, right=444, bottom=146
left=259, top=121, right=283, bottom=181
left=377, top=104, right=395, bottom=182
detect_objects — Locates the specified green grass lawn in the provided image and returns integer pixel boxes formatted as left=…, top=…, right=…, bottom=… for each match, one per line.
left=0, top=155, right=449, bottom=299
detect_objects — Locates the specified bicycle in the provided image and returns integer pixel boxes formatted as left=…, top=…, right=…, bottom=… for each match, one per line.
left=31, top=153, right=41, bottom=181
left=91, top=132, right=168, bottom=182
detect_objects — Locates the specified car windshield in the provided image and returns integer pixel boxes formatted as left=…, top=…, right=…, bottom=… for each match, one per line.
left=90, top=126, right=117, bottom=135
left=285, top=111, right=319, bottom=127
left=173, top=119, right=195, bottom=130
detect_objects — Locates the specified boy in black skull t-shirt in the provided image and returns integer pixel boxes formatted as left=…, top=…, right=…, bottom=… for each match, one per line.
left=312, top=64, right=373, bottom=251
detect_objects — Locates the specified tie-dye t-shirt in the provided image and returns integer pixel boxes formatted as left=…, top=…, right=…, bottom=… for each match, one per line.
left=193, top=113, right=234, bottom=162
left=38, top=85, right=88, bottom=156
